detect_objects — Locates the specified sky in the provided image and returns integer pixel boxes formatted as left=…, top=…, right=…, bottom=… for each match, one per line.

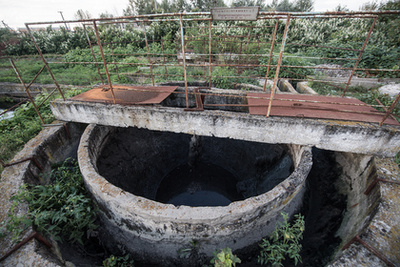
left=1, top=0, right=371, bottom=30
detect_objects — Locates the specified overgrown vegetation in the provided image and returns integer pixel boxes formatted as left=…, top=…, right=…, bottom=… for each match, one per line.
left=258, top=212, right=305, bottom=266
left=103, top=254, right=135, bottom=267
left=0, top=159, right=98, bottom=245
left=210, top=247, right=241, bottom=267
left=0, top=89, right=85, bottom=173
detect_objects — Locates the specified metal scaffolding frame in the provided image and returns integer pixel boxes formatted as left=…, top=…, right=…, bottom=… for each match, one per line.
left=3, top=10, right=400, bottom=125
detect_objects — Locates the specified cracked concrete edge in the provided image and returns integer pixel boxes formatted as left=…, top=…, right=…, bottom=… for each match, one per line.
left=1, top=121, right=399, bottom=266
left=0, top=121, right=84, bottom=267
left=329, top=157, right=400, bottom=266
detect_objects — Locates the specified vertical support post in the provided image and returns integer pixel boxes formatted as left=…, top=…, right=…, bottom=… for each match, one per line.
left=208, top=20, right=212, bottom=88
left=25, top=24, right=65, bottom=101
left=83, top=24, right=105, bottom=84
left=342, top=16, right=377, bottom=97
left=161, top=39, right=169, bottom=81
left=236, top=41, right=243, bottom=84
left=256, top=35, right=261, bottom=65
left=110, top=44, right=121, bottom=84
left=266, top=15, right=291, bottom=118
left=93, top=21, right=116, bottom=104
left=142, top=21, right=155, bottom=86
left=263, top=19, right=279, bottom=92
left=179, top=15, right=189, bottom=108
left=9, top=59, right=44, bottom=124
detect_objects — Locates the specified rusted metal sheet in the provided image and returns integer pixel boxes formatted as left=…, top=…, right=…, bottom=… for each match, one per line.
left=247, top=92, right=400, bottom=126
left=70, top=85, right=178, bottom=105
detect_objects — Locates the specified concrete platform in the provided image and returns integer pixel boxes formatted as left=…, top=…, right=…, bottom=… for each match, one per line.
left=50, top=99, right=400, bottom=157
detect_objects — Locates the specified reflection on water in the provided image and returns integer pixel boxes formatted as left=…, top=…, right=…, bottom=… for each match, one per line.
left=0, top=109, right=14, bottom=121
left=156, top=162, right=243, bottom=207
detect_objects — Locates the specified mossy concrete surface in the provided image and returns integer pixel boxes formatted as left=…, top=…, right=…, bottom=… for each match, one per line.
left=0, top=122, right=85, bottom=267
left=0, top=121, right=399, bottom=266
left=330, top=157, right=400, bottom=266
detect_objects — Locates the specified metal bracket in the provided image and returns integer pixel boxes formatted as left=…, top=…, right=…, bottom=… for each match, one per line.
left=364, top=177, right=400, bottom=195
left=0, top=231, right=52, bottom=263
left=184, top=87, right=205, bottom=112
left=1, top=157, right=43, bottom=171
left=342, top=235, right=395, bottom=267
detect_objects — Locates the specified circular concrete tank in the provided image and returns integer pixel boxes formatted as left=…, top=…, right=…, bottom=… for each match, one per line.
left=78, top=124, right=313, bottom=264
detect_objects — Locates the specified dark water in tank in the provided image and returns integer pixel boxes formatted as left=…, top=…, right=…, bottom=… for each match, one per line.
left=156, top=162, right=243, bottom=207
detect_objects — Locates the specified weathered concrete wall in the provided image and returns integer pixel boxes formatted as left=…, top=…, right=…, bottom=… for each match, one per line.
left=95, top=126, right=292, bottom=200
left=334, top=153, right=379, bottom=246
left=278, top=79, right=298, bottom=93
left=297, top=82, right=318, bottom=95
left=1, top=121, right=399, bottom=266
left=78, top=124, right=312, bottom=265
left=0, top=83, right=70, bottom=98
left=0, top=122, right=86, bottom=266
left=51, top=99, right=400, bottom=157
left=330, top=157, right=400, bottom=266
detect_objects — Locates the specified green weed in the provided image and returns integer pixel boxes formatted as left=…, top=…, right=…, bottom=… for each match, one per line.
left=258, top=212, right=305, bottom=266
left=0, top=159, right=98, bottom=245
left=210, top=247, right=241, bottom=267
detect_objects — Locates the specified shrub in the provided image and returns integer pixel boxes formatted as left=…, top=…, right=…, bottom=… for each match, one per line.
left=210, top=247, right=241, bottom=267
left=103, top=254, right=135, bottom=267
left=0, top=159, right=98, bottom=245
left=258, top=212, right=305, bottom=266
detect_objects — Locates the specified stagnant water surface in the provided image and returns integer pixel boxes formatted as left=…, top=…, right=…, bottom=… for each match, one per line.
left=156, top=162, right=242, bottom=206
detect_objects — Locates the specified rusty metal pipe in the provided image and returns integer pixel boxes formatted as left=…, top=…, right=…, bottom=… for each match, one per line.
left=0, top=231, right=52, bottom=263
left=25, top=25, right=65, bottom=101
left=142, top=22, right=155, bottom=86
left=208, top=20, right=212, bottom=87
left=380, top=92, right=400, bottom=126
left=0, top=98, right=29, bottom=117
left=83, top=24, right=104, bottom=84
left=267, top=15, right=291, bottom=117
left=179, top=15, right=189, bottom=108
left=3, top=156, right=43, bottom=171
left=264, top=19, right=279, bottom=92
left=9, top=59, right=44, bottom=124
left=342, top=17, right=377, bottom=97
left=26, top=64, right=46, bottom=90
left=92, top=21, right=116, bottom=104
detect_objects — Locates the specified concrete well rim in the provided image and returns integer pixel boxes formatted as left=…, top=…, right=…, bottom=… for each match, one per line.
left=78, top=123, right=313, bottom=221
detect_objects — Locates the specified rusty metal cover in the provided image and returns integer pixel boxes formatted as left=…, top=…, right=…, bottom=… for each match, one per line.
left=247, top=92, right=400, bottom=126
left=70, top=85, right=178, bottom=105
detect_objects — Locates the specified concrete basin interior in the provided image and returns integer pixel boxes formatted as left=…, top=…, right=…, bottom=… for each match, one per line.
left=1, top=121, right=396, bottom=266
left=96, top=126, right=295, bottom=206
left=78, top=124, right=314, bottom=264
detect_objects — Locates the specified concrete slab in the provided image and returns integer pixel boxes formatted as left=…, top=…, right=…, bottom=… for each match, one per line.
left=50, top=99, right=400, bottom=157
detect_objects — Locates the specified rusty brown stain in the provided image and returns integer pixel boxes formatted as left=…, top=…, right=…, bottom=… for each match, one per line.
left=247, top=92, right=400, bottom=126
left=70, top=85, right=178, bottom=105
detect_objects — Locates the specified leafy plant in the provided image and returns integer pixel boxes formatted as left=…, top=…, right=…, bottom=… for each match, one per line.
left=103, top=254, right=135, bottom=267
left=177, top=239, right=199, bottom=259
left=258, top=212, right=305, bottom=266
left=0, top=89, right=84, bottom=172
left=0, top=159, right=98, bottom=245
left=211, top=67, right=237, bottom=89
left=210, top=247, right=241, bottom=267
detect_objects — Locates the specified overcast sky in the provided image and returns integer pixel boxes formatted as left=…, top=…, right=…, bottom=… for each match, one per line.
left=1, top=0, right=371, bottom=30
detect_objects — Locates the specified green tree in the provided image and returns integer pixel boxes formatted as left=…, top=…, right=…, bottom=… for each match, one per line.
left=74, top=9, right=92, bottom=20
left=267, top=0, right=314, bottom=11
left=124, top=0, right=159, bottom=15
left=174, top=0, right=192, bottom=12
left=231, top=0, right=265, bottom=8
left=160, top=0, right=174, bottom=12
left=360, top=0, right=379, bottom=11
left=191, top=0, right=225, bottom=12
